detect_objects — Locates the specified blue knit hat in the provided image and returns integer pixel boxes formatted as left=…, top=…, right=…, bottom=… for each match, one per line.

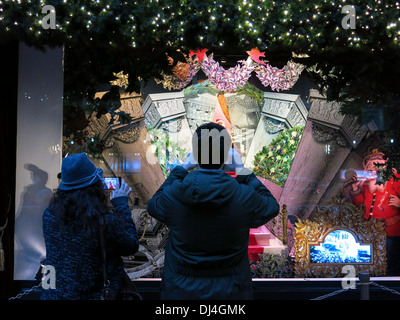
left=58, top=153, right=103, bottom=190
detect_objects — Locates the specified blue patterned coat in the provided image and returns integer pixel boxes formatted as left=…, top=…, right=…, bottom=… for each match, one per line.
left=41, top=196, right=138, bottom=300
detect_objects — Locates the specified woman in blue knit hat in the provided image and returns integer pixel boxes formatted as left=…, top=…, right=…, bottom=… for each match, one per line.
left=40, top=153, right=139, bottom=300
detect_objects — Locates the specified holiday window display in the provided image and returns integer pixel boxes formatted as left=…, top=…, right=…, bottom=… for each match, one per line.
left=65, top=60, right=303, bottom=276
left=6, top=0, right=400, bottom=284
left=58, top=52, right=398, bottom=279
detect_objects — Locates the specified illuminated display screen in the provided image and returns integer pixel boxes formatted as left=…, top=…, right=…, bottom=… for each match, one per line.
left=102, top=177, right=121, bottom=190
left=310, top=230, right=372, bottom=264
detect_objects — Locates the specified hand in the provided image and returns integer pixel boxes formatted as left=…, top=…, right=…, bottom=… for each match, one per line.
left=112, top=179, right=131, bottom=199
left=349, top=175, right=361, bottom=191
left=182, top=152, right=198, bottom=171
left=222, top=148, right=244, bottom=174
left=389, top=195, right=400, bottom=208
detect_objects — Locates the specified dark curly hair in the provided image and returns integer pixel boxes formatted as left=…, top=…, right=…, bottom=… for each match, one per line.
left=48, top=180, right=110, bottom=231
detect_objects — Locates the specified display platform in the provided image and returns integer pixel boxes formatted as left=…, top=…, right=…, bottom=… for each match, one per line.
left=13, top=277, right=400, bottom=300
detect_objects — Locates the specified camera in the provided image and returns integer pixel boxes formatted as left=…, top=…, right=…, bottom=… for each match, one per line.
left=102, top=177, right=121, bottom=190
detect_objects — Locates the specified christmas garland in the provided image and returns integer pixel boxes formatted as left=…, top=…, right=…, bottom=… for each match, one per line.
left=155, top=56, right=201, bottom=91
left=200, top=54, right=256, bottom=92
left=253, top=126, right=304, bottom=187
left=255, top=60, right=306, bottom=92
left=156, top=48, right=305, bottom=93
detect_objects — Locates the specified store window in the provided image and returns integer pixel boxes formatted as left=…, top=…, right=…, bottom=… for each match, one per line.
left=8, top=9, right=399, bottom=283
left=13, top=44, right=400, bottom=282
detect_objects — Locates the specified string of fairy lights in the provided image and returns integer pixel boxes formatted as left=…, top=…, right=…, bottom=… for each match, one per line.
left=1, top=0, right=399, bottom=51
left=1, top=0, right=399, bottom=169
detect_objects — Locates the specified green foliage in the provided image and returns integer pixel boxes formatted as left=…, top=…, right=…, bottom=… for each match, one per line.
left=1, top=0, right=400, bottom=118
left=236, top=83, right=264, bottom=102
left=253, top=126, right=304, bottom=187
left=374, top=130, right=400, bottom=184
left=183, top=80, right=220, bottom=99
left=147, top=128, right=187, bottom=178
left=250, top=254, right=295, bottom=278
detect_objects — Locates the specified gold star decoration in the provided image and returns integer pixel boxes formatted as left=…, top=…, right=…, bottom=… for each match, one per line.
left=110, top=71, right=129, bottom=88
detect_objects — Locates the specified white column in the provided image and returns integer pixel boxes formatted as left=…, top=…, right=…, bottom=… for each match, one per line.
left=14, top=43, right=64, bottom=280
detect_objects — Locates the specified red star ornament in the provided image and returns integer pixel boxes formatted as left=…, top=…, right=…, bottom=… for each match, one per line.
left=246, top=48, right=267, bottom=65
left=189, top=48, right=208, bottom=62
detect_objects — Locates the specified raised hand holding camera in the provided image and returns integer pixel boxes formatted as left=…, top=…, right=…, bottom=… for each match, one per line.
left=112, top=178, right=132, bottom=199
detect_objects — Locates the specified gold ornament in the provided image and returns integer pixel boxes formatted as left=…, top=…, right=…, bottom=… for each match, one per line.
left=110, top=71, right=129, bottom=89
left=294, top=196, right=387, bottom=277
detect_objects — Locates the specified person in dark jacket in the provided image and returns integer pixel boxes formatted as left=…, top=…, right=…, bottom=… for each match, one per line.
left=147, top=122, right=280, bottom=300
left=41, top=153, right=138, bottom=300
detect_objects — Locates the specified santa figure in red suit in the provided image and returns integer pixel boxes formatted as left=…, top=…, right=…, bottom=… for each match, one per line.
left=349, top=149, right=400, bottom=275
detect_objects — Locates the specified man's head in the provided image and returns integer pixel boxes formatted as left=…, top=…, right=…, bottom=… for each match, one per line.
left=192, top=122, right=232, bottom=170
left=363, top=149, right=386, bottom=171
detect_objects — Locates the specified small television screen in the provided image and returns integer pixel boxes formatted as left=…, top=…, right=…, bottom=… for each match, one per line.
left=310, top=230, right=372, bottom=264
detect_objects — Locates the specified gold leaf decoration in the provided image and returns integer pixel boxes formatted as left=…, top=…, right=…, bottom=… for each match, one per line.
left=294, top=196, right=387, bottom=278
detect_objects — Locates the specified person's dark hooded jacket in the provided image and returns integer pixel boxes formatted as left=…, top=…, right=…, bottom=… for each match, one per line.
left=147, top=166, right=280, bottom=300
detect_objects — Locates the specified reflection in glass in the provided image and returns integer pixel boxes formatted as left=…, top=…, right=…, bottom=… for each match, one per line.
left=310, top=230, right=371, bottom=264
